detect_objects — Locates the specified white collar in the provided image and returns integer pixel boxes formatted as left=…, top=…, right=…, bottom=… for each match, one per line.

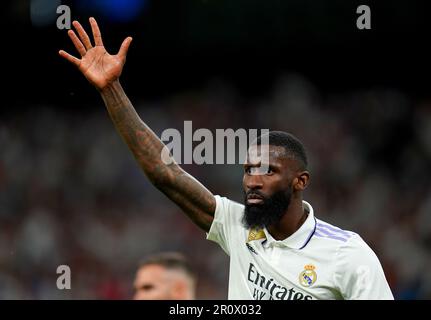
left=247, top=201, right=316, bottom=250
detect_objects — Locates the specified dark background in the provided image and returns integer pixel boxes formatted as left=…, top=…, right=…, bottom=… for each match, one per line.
left=4, top=0, right=431, bottom=108
left=1, top=0, right=430, bottom=299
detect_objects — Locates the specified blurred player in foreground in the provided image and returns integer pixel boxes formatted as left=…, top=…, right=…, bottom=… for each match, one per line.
left=133, top=252, right=196, bottom=300
left=60, top=18, right=394, bottom=300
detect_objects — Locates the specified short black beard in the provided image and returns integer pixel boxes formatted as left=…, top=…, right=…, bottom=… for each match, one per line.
left=242, top=189, right=292, bottom=229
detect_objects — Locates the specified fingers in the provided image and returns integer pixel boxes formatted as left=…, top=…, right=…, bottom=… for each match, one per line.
left=59, top=50, right=81, bottom=67
left=89, top=17, right=104, bottom=47
left=72, top=20, right=93, bottom=50
left=118, top=37, right=133, bottom=59
left=67, top=30, right=86, bottom=57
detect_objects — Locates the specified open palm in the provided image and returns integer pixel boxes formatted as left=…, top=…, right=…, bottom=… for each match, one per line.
left=59, top=17, right=132, bottom=90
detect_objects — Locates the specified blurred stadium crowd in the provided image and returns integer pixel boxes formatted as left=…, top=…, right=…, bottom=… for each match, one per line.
left=0, top=75, right=430, bottom=299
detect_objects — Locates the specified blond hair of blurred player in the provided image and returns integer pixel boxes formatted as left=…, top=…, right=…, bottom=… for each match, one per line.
left=133, top=252, right=196, bottom=300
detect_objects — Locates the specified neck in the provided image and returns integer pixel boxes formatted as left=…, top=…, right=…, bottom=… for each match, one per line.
left=267, top=195, right=307, bottom=241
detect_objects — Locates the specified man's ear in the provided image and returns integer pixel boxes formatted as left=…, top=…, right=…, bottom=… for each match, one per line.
left=293, top=171, right=310, bottom=191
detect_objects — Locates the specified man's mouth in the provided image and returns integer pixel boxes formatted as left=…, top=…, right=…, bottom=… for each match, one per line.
left=246, top=193, right=265, bottom=205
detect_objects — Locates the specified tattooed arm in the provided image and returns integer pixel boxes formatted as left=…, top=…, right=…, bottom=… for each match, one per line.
left=100, top=81, right=215, bottom=231
left=59, top=18, right=215, bottom=232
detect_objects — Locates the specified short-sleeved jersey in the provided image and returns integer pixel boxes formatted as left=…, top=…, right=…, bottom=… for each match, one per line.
left=207, top=196, right=394, bottom=300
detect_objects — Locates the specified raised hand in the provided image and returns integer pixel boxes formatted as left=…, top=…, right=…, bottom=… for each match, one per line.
left=60, top=18, right=216, bottom=233
left=59, top=17, right=132, bottom=91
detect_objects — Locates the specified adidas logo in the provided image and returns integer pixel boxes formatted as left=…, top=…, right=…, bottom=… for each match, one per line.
left=246, top=243, right=258, bottom=255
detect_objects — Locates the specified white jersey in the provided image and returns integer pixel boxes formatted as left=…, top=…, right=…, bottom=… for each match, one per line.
left=207, top=195, right=394, bottom=300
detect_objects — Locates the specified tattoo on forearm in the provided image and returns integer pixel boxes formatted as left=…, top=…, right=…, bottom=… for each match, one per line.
left=100, top=81, right=215, bottom=231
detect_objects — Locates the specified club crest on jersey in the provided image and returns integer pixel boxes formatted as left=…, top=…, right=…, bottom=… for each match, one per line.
left=247, top=228, right=266, bottom=242
left=299, top=264, right=317, bottom=287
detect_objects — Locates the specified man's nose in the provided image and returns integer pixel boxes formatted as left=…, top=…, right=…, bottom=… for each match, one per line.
left=246, top=174, right=263, bottom=190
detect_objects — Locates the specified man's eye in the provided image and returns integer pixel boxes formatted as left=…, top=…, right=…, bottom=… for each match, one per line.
left=245, top=167, right=273, bottom=175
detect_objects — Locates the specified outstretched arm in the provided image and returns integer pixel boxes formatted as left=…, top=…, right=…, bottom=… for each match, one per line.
left=59, top=18, right=215, bottom=232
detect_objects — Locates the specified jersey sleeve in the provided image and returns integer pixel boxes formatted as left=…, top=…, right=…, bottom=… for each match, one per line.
left=206, top=195, right=244, bottom=256
left=333, top=235, right=394, bottom=300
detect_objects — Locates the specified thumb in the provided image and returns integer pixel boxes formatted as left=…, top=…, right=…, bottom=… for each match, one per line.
left=118, top=37, right=133, bottom=59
